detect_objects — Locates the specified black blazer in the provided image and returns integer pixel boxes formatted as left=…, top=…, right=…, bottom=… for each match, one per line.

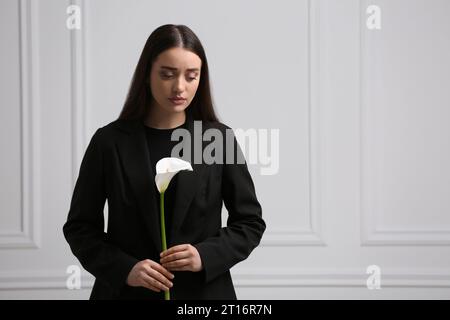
left=62, top=113, right=266, bottom=300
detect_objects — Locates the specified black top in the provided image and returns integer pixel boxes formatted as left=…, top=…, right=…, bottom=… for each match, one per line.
left=144, top=120, right=188, bottom=245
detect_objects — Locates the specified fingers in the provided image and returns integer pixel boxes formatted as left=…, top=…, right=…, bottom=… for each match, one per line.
left=140, top=271, right=170, bottom=292
left=160, top=244, right=190, bottom=258
left=160, top=251, right=190, bottom=265
left=128, top=259, right=176, bottom=293
left=160, top=244, right=191, bottom=269
left=162, top=258, right=190, bottom=270
left=160, top=244, right=202, bottom=272
left=144, top=264, right=174, bottom=289
left=147, top=260, right=175, bottom=280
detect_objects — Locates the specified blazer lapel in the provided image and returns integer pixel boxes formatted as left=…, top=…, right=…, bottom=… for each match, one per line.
left=116, top=119, right=161, bottom=252
left=115, top=114, right=209, bottom=252
left=170, top=117, right=209, bottom=243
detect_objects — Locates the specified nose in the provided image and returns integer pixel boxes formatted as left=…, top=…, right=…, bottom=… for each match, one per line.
left=173, top=76, right=186, bottom=94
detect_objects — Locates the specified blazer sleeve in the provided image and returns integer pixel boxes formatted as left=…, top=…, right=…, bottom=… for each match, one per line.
left=63, top=128, right=138, bottom=292
left=194, top=125, right=266, bottom=283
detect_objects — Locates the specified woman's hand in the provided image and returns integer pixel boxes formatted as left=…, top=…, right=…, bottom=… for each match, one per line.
left=126, top=259, right=174, bottom=293
left=160, top=244, right=203, bottom=272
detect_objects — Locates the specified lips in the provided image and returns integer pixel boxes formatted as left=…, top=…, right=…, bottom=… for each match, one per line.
left=168, top=97, right=186, bottom=105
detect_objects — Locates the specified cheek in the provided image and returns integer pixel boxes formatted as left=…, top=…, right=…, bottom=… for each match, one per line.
left=151, top=79, right=170, bottom=97
left=188, top=83, right=200, bottom=98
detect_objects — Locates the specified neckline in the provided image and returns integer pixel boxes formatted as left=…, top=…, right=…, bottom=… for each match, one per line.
left=144, top=121, right=186, bottom=132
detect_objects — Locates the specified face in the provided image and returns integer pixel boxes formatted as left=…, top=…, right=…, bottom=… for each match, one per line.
left=149, top=47, right=202, bottom=115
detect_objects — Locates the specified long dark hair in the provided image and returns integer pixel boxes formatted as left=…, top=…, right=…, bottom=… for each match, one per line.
left=118, top=24, right=219, bottom=122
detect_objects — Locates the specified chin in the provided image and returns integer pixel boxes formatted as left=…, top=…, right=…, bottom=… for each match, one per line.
left=170, top=104, right=189, bottom=112
left=161, top=106, right=184, bottom=115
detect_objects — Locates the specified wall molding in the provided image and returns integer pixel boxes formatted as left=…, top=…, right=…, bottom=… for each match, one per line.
left=0, top=270, right=94, bottom=290
left=358, top=0, right=450, bottom=246
left=232, top=268, right=450, bottom=288
left=70, top=0, right=88, bottom=188
left=261, top=0, right=325, bottom=246
left=2, top=268, right=450, bottom=290
left=0, top=0, right=41, bottom=249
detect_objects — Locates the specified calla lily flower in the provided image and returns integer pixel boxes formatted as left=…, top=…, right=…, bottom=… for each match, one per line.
left=155, top=157, right=193, bottom=193
left=154, top=157, right=193, bottom=300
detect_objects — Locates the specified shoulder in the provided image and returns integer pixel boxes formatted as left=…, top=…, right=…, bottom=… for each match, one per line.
left=88, top=118, right=131, bottom=148
left=98, top=118, right=129, bottom=133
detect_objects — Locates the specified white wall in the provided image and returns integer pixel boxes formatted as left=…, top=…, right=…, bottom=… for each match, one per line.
left=1, top=0, right=449, bottom=299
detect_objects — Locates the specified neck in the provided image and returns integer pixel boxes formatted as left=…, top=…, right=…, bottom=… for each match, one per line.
left=144, top=107, right=186, bottom=129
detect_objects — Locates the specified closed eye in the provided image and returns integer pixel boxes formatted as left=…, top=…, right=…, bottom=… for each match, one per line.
left=160, top=73, right=198, bottom=81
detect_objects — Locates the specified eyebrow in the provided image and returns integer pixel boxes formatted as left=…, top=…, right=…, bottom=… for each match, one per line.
left=160, top=66, right=200, bottom=72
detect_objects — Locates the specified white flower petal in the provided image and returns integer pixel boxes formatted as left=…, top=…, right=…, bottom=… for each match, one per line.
left=156, top=157, right=193, bottom=174
left=154, top=157, right=193, bottom=193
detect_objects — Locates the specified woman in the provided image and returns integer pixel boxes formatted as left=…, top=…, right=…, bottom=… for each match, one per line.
left=63, top=24, right=266, bottom=300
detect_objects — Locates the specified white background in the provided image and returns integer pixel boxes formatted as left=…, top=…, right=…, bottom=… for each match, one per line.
left=0, top=0, right=449, bottom=299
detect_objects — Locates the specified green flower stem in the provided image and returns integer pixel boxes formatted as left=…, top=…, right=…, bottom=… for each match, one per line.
left=160, top=191, right=170, bottom=300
